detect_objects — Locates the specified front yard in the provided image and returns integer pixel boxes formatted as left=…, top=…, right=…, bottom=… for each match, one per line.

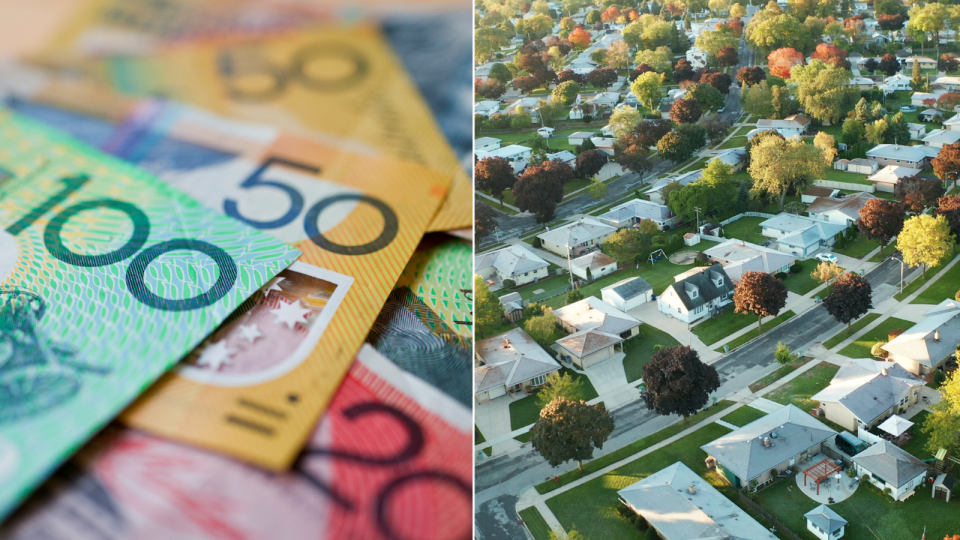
left=765, top=361, right=839, bottom=413
left=911, top=256, right=960, bottom=304
left=715, top=310, right=796, bottom=353
left=782, top=258, right=820, bottom=295
left=836, top=316, right=915, bottom=359
left=509, top=367, right=599, bottom=432
left=623, top=324, right=681, bottom=383
left=720, top=405, right=768, bottom=427
left=835, top=235, right=880, bottom=260
left=691, top=308, right=762, bottom=346
left=822, top=313, right=882, bottom=350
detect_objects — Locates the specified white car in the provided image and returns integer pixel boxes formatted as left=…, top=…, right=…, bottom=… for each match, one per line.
left=815, top=253, right=839, bottom=264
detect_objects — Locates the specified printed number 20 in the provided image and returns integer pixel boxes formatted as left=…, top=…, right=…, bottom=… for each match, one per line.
left=6, top=175, right=237, bottom=312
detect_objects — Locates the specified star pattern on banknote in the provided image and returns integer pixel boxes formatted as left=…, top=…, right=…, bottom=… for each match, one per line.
left=237, top=323, right=262, bottom=344
left=262, top=277, right=286, bottom=294
left=196, top=341, right=236, bottom=371
left=270, top=299, right=311, bottom=330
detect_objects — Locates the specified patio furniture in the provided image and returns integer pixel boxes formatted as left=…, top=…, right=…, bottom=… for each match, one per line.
left=804, top=458, right=843, bottom=495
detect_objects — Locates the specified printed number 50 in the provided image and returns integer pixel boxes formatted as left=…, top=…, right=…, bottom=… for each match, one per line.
left=6, top=175, right=237, bottom=312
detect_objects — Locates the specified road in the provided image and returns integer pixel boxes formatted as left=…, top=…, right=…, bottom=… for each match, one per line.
left=474, top=254, right=918, bottom=540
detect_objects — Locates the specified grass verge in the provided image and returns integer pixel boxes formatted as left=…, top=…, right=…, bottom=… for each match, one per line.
left=714, top=310, right=795, bottom=353
left=821, top=312, right=882, bottom=350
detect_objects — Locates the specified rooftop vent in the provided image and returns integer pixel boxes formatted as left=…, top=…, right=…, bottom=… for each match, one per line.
left=934, top=330, right=941, bottom=342
left=689, top=483, right=696, bottom=494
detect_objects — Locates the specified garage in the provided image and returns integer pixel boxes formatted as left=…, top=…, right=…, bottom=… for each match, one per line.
left=601, top=276, right=653, bottom=312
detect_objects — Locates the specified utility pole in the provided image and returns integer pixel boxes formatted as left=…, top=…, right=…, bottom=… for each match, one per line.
left=694, top=206, right=702, bottom=233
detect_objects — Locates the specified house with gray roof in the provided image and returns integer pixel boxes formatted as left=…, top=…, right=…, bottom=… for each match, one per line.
left=648, top=169, right=703, bottom=204
left=475, top=244, right=550, bottom=290
left=702, top=404, right=837, bottom=489
left=867, top=165, right=922, bottom=193
left=500, top=291, right=524, bottom=322
left=756, top=114, right=811, bottom=137
left=596, top=197, right=679, bottom=230
left=806, top=192, right=878, bottom=227
left=703, top=239, right=797, bottom=282
left=601, top=276, right=653, bottom=312
left=618, top=462, right=778, bottom=540
left=537, top=218, right=617, bottom=257
left=554, top=296, right=641, bottom=369
left=866, top=143, right=939, bottom=168
left=569, top=251, right=617, bottom=281
left=474, top=328, right=561, bottom=403
left=657, top=264, right=735, bottom=324
left=811, top=358, right=924, bottom=432
left=805, top=505, right=847, bottom=540
left=882, top=298, right=960, bottom=377
left=922, top=128, right=960, bottom=148
left=852, top=440, right=929, bottom=500
left=760, top=213, right=847, bottom=258
left=545, top=150, right=576, bottom=166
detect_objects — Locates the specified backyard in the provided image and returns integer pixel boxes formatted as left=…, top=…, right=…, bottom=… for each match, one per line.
left=836, top=317, right=914, bottom=359
left=748, top=357, right=813, bottom=393
left=623, top=324, right=681, bottom=383
left=502, top=273, right=572, bottom=301
left=719, top=216, right=768, bottom=244
left=899, top=410, right=935, bottom=461
left=541, top=258, right=698, bottom=310
left=765, top=361, right=839, bottom=413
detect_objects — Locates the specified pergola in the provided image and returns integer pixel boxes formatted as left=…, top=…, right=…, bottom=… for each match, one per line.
left=803, top=458, right=842, bottom=495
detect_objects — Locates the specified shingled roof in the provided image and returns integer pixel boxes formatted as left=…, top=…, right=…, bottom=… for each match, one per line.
left=662, top=265, right=735, bottom=312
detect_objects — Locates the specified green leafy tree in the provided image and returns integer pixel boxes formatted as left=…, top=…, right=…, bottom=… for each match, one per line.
left=865, top=118, right=889, bottom=145
left=631, top=71, right=664, bottom=111
left=552, top=80, right=582, bottom=106
left=524, top=312, right=560, bottom=344
left=789, top=60, right=860, bottom=124
left=657, top=124, right=707, bottom=163
left=603, top=228, right=649, bottom=264
left=634, top=46, right=674, bottom=73
left=608, top=106, right=643, bottom=139
left=921, top=368, right=960, bottom=458
left=897, top=214, right=956, bottom=278
left=748, top=135, right=826, bottom=212
left=695, top=28, right=740, bottom=64
left=588, top=176, right=608, bottom=199
left=774, top=342, right=795, bottom=365
left=686, top=83, right=725, bottom=112
left=529, top=397, right=615, bottom=470
left=475, top=275, right=504, bottom=338
left=841, top=118, right=865, bottom=146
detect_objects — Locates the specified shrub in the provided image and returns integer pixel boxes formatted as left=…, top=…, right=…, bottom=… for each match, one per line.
left=615, top=501, right=634, bottom=520
left=888, top=329, right=905, bottom=341
left=694, top=251, right=711, bottom=266
left=933, top=369, right=947, bottom=386
left=790, top=263, right=803, bottom=274
left=635, top=515, right=648, bottom=531
left=871, top=340, right=888, bottom=358
left=567, top=289, right=585, bottom=303
left=862, top=474, right=870, bottom=483
left=847, top=467, right=857, bottom=478
left=770, top=468, right=779, bottom=478
left=524, top=303, right=545, bottom=319
left=775, top=272, right=788, bottom=280
left=583, top=115, right=593, bottom=123
left=487, top=113, right=512, bottom=130
left=883, top=487, right=892, bottom=496
left=652, top=344, right=665, bottom=353
left=503, top=279, right=517, bottom=289
left=646, top=527, right=660, bottom=540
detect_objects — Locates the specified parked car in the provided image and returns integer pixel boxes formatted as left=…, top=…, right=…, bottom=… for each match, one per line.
left=815, top=252, right=839, bottom=263
left=900, top=105, right=917, bottom=112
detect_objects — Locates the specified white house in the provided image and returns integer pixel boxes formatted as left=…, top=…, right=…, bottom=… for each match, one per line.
left=568, top=131, right=597, bottom=146
left=865, top=144, right=938, bottom=169
left=568, top=103, right=600, bottom=120
left=760, top=213, right=847, bottom=258
left=805, top=505, right=847, bottom=540
left=537, top=217, right=617, bottom=257
left=658, top=265, right=735, bottom=324
left=882, top=73, right=913, bottom=93
left=919, top=109, right=945, bottom=122
left=903, top=56, right=937, bottom=70
left=569, top=251, right=618, bottom=280
left=475, top=144, right=532, bottom=173
left=601, top=276, right=653, bottom=312
left=755, top=114, right=811, bottom=137
left=554, top=296, right=641, bottom=369
left=475, top=136, right=501, bottom=153
left=647, top=169, right=703, bottom=204
left=907, top=123, right=926, bottom=140
left=474, top=244, right=550, bottom=290
left=944, top=113, right=960, bottom=131
left=806, top=192, right=878, bottom=227
left=537, top=126, right=556, bottom=138
left=504, top=97, right=543, bottom=122
left=882, top=299, right=960, bottom=377
left=702, top=239, right=797, bottom=282
left=911, top=90, right=947, bottom=106
left=811, top=358, right=924, bottom=432
left=686, top=46, right=708, bottom=69
left=933, top=75, right=960, bottom=91
left=587, top=92, right=621, bottom=112
left=474, top=100, right=501, bottom=117
left=597, top=198, right=679, bottom=230
left=923, top=128, right=960, bottom=148
left=867, top=165, right=922, bottom=193
left=848, top=76, right=875, bottom=90
left=852, top=441, right=929, bottom=501
left=545, top=150, right=577, bottom=165
left=712, top=148, right=747, bottom=172
left=591, top=137, right=616, bottom=156
left=474, top=328, right=561, bottom=403
left=834, top=158, right=879, bottom=175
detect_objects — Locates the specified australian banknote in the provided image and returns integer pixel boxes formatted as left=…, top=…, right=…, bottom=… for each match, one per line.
left=0, top=111, right=300, bottom=519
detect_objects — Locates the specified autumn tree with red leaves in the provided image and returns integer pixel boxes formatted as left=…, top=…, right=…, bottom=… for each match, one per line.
left=601, top=6, right=621, bottom=22
left=824, top=273, right=873, bottom=329
left=810, top=43, right=850, bottom=69
left=475, top=157, right=517, bottom=205
left=896, top=175, right=946, bottom=212
left=858, top=198, right=906, bottom=256
left=734, top=271, right=788, bottom=331
left=670, top=98, right=703, bottom=124
left=937, top=93, right=960, bottom=112
left=716, top=46, right=739, bottom=68
left=768, top=48, right=805, bottom=79
left=933, top=142, right=960, bottom=189
left=936, top=194, right=960, bottom=238
left=568, top=28, right=592, bottom=50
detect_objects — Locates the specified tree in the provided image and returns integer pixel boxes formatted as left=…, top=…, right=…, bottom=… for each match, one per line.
left=933, top=142, right=960, bottom=190
left=608, top=106, right=643, bottom=140
left=742, top=81, right=776, bottom=118
left=576, top=149, right=608, bottom=178
left=823, top=272, right=873, bottom=329
left=695, top=28, right=740, bottom=63
left=601, top=5, right=621, bottom=23
left=476, top=27, right=510, bottom=63
left=567, top=289, right=584, bottom=303
left=699, top=113, right=731, bottom=143
left=569, top=27, right=592, bottom=50
left=841, top=118, right=865, bottom=146
left=811, top=261, right=845, bottom=285
left=907, top=2, right=950, bottom=58
left=489, top=63, right=513, bottom=84
left=641, top=346, right=721, bottom=418
left=937, top=93, right=960, bottom=113
left=670, top=98, right=703, bottom=124
left=660, top=180, right=683, bottom=206
left=789, top=60, right=860, bottom=124
left=922, top=369, right=960, bottom=460
left=670, top=158, right=736, bottom=220
left=513, top=75, right=541, bottom=95
left=768, top=47, right=805, bottom=78
left=474, top=276, right=504, bottom=338
left=810, top=43, right=850, bottom=69
left=588, top=176, right=608, bottom=200
left=511, top=109, right=533, bottom=129
left=730, top=2, right=746, bottom=18
left=605, top=40, right=631, bottom=74
left=734, top=270, right=788, bottom=331
left=878, top=53, right=900, bottom=77
left=700, top=71, right=733, bottom=94
left=529, top=397, right=615, bottom=470
left=557, top=69, right=586, bottom=85
left=716, top=46, right=739, bottom=68
left=514, top=160, right=568, bottom=224
left=476, top=78, right=506, bottom=100
left=618, top=143, right=653, bottom=175
left=896, top=175, right=946, bottom=213
left=633, top=119, right=674, bottom=148
left=673, top=58, right=697, bottom=83
left=603, top=228, right=648, bottom=264
left=813, top=131, right=837, bottom=164
left=631, top=71, right=663, bottom=111
left=774, top=342, right=796, bottom=365
left=634, top=46, right=673, bottom=73
left=748, top=135, right=826, bottom=212
left=858, top=199, right=906, bottom=256
left=552, top=80, right=582, bottom=106
left=747, top=13, right=811, bottom=52
left=657, top=127, right=701, bottom=164
left=897, top=214, right=956, bottom=278
left=525, top=312, right=560, bottom=343
left=737, top=65, right=766, bottom=87
left=887, top=112, right=911, bottom=145
left=686, top=83, right=725, bottom=112
left=862, top=58, right=878, bottom=73
left=475, top=201, right=499, bottom=242
left=936, top=194, right=960, bottom=239
left=475, top=157, right=517, bottom=204
left=865, top=118, right=889, bottom=146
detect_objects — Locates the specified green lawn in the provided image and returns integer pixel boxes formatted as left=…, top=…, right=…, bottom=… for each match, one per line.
left=691, top=309, right=762, bottom=346
left=503, top=273, right=572, bottom=301
left=563, top=178, right=591, bottom=196
left=623, top=324, right=682, bottom=383
left=766, top=361, right=839, bottom=412
left=836, top=317, right=915, bottom=359
left=718, top=217, right=768, bottom=244
left=721, top=405, right=769, bottom=427
left=518, top=507, right=554, bottom=540
left=476, top=426, right=492, bottom=456
left=541, top=260, right=695, bottom=310
left=747, top=357, right=813, bottom=393
left=822, top=312, right=882, bottom=350
left=782, top=259, right=821, bottom=296
left=536, top=401, right=736, bottom=494
left=716, top=136, right=747, bottom=149
left=752, top=472, right=960, bottom=540
left=715, top=310, right=795, bottom=353
left=894, top=255, right=955, bottom=301
left=911, top=256, right=960, bottom=304
left=546, top=423, right=735, bottom=539
left=733, top=125, right=754, bottom=137
left=899, top=410, right=935, bottom=461
left=835, top=235, right=880, bottom=260
left=477, top=320, right=517, bottom=340
left=820, top=169, right=872, bottom=185
left=509, top=368, right=599, bottom=432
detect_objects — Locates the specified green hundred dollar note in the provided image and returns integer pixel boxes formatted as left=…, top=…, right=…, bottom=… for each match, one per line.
left=0, top=111, right=300, bottom=519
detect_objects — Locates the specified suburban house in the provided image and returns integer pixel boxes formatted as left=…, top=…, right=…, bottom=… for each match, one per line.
left=569, top=103, right=600, bottom=120
left=805, top=505, right=847, bottom=540
left=499, top=291, right=524, bottom=322
left=760, top=213, right=847, bottom=257
left=908, top=123, right=926, bottom=140
left=537, top=126, right=555, bottom=138
left=537, top=218, right=617, bottom=258
left=755, top=114, right=811, bottom=137
left=852, top=440, right=929, bottom=501
left=601, top=276, right=653, bottom=312
left=568, top=131, right=597, bottom=146
left=833, top=158, right=879, bottom=175
left=806, top=192, right=878, bottom=227
left=923, top=128, right=960, bottom=148
left=702, top=239, right=797, bottom=282
left=545, top=150, right=577, bottom=165
left=882, top=73, right=913, bottom=92
left=866, top=144, right=938, bottom=168
left=933, top=75, right=960, bottom=91
left=866, top=165, right=922, bottom=193
left=657, top=265, right=735, bottom=324
left=587, top=92, right=621, bottom=112
left=882, top=298, right=960, bottom=377
left=569, top=251, right=618, bottom=281
left=712, top=148, right=747, bottom=172
left=904, top=56, right=937, bottom=69
left=553, top=296, right=641, bottom=369
left=810, top=358, right=924, bottom=432
left=919, top=109, right=945, bottom=122
left=474, top=328, right=561, bottom=404
left=848, top=76, right=875, bottom=90
left=474, top=100, right=501, bottom=117
left=618, top=462, right=778, bottom=540
left=475, top=136, right=501, bottom=153
left=801, top=186, right=840, bottom=204
left=910, top=90, right=946, bottom=106
left=647, top=169, right=703, bottom=204
left=597, top=198, right=679, bottom=230
left=685, top=46, right=708, bottom=68
left=475, top=144, right=532, bottom=174
left=504, top=97, right=542, bottom=122
left=702, top=404, right=838, bottom=489
left=475, top=244, right=550, bottom=290
left=944, top=113, right=960, bottom=131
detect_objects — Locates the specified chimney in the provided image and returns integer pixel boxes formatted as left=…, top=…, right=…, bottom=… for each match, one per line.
left=763, top=437, right=771, bottom=447
left=934, top=330, right=941, bottom=342
left=881, top=367, right=887, bottom=376
left=688, top=483, right=696, bottom=494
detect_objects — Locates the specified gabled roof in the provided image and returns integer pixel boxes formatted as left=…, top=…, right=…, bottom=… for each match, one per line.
left=545, top=150, right=576, bottom=163
left=475, top=136, right=501, bottom=147
left=569, top=131, right=596, bottom=139
left=570, top=251, right=617, bottom=271
left=663, top=265, right=735, bottom=311
left=804, top=505, right=847, bottom=534
left=923, top=128, right=960, bottom=146
left=944, top=113, right=960, bottom=126
left=474, top=101, right=501, bottom=114
left=537, top=218, right=616, bottom=248
left=811, top=358, right=923, bottom=424
left=474, top=244, right=549, bottom=278
left=602, top=276, right=653, bottom=301
left=588, top=92, right=620, bottom=105
left=649, top=168, right=703, bottom=193
left=476, top=144, right=531, bottom=160
left=756, top=114, right=810, bottom=129
left=598, top=197, right=673, bottom=225
left=853, top=440, right=928, bottom=488
left=806, top=192, right=878, bottom=221
left=867, top=144, right=937, bottom=162
left=702, top=240, right=797, bottom=281
left=500, top=291, right=523, bottom=313
left=556, top=329, right=623, bottom=357
left=553, top=296, right=641, bottom=336
left=701, top=404, right=837, bottom=482
left=618, top=462, right=777, bottom=540
left=882, top=299, right=960, bottom=367
left=475, top=328, right=560, bottom=392
left=867, top=165, right=922, bottom=185
left=760, top=213, right=846, bottom=248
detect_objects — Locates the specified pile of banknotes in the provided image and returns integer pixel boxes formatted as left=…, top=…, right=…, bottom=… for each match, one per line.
left=0, top=1, right=472, bottom=538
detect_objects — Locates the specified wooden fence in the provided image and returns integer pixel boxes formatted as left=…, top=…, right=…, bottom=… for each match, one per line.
left=737, top=492, right=804, bottom=540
